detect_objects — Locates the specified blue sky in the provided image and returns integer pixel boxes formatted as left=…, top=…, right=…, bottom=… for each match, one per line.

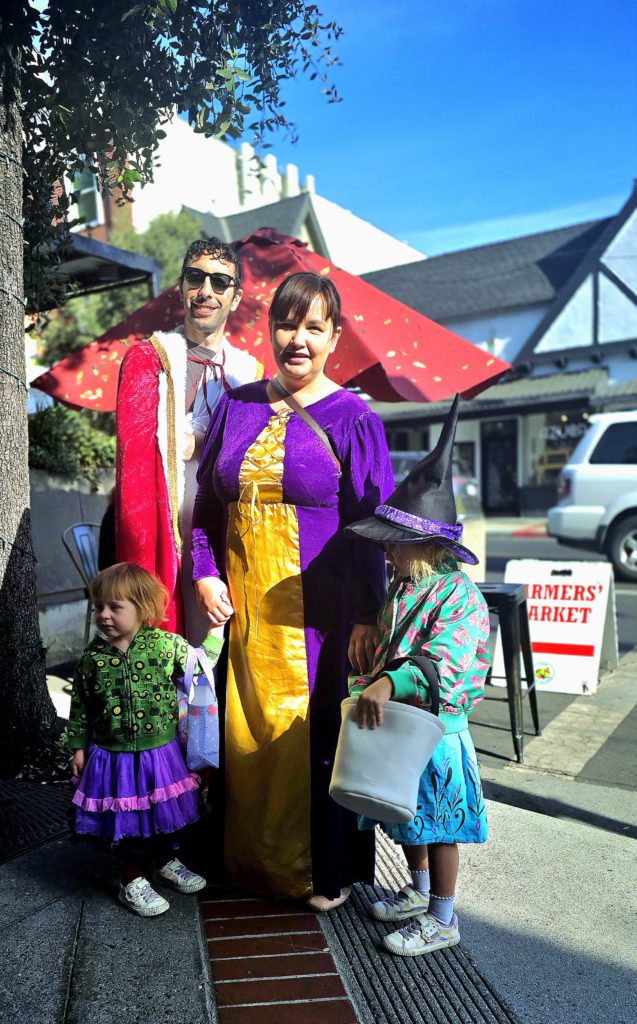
left=261, top=0, right=637, bottom=256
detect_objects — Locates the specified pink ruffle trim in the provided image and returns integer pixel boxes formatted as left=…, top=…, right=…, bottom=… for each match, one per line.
left=72, top=775, right=198, bottom=813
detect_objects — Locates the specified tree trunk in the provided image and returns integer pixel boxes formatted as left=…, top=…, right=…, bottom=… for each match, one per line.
left=0, top=42, right=56, bottom=777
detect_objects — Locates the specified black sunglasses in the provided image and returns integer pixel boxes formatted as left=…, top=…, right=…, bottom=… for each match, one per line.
left=183, top=267, right=236, bottom=293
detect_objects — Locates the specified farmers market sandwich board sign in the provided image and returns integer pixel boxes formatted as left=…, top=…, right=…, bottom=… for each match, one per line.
left=491, top=560, right=618, bottom=695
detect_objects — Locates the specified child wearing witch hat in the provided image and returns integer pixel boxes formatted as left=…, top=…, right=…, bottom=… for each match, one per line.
left=345, top=395, right=490, bottom=957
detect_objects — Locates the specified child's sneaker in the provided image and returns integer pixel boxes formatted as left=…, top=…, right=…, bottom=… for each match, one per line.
left=383, top=911, right=460, bottom=956
left=370, top=884, right=429, bottom=922
left=118, top=876, right=169, bottom=917
left=158, top=857, right=207, bottom=894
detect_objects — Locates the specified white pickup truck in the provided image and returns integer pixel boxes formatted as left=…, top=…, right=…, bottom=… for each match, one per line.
left=547, top=410, right=637, bottom=582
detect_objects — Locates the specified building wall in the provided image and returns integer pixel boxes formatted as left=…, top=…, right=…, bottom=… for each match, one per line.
left=127, top=117, right=426, bottom=272
left=129, top=117, right=310, bottom=232
left=131, top=117, right=244, bottom=231
left=443, top=305, right=549, bottom=363
left=310, top=194, right=425, bottom=274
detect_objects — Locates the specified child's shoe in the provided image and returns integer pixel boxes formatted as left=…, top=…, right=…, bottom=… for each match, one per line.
left=383, top=911, right=460, bottom=956
left=158, top=857, right=207, bottom=894
left=118, top=876, right=169, bottom=917
left=370, top=884, right=429, bottom=922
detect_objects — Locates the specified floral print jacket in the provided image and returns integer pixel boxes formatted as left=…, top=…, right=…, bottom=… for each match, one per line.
left=68, top=628, right=222, bottom=753
left=348, top=568, right=490, bottom=734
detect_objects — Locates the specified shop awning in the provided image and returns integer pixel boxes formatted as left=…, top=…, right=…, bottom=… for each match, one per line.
left=46, top=232, right=161, bottom=306
left=369, top=369, right=631, bottom=422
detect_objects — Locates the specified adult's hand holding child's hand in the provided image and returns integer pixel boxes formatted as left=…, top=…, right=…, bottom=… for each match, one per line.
left=195, top=576, right=234, bottom=626
left=348, top=623, right=379, bottom=673
left=355, top=675, right=393, bottom=730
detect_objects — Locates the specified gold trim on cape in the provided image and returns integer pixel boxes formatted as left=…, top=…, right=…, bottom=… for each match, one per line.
left=149, top=333, right=182, bottom=549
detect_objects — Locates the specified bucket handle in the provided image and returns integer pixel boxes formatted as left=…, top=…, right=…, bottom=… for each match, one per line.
left=370, top=655, right=441, bottom=718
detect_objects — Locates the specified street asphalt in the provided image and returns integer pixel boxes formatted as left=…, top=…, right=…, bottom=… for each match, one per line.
left=1, top=521, right=635, bottom=1023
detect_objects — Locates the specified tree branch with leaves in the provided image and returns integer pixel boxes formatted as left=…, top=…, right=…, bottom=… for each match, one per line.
left=0, top=0, right=341, bottom=775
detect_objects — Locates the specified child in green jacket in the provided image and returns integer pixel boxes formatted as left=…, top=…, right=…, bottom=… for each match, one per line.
left=68, top=562, right=224, bottom=917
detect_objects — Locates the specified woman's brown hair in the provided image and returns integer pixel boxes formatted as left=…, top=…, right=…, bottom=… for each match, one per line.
left=269, top=272, right=341, bottom=330
left=91, top=562, right=169, bottom=628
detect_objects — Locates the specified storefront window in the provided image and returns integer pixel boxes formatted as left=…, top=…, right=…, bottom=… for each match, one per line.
left=454, top=441, right=475, bottom=476
left=481, top=419, right=518, bottom=514
left=533, top=409, right=589, bottom=485
left=388, top=429, right=410, bottom=450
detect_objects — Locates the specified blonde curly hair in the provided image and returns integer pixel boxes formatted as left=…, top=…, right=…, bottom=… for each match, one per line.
left=91, top=562, right=168, bottom=627
left=388, top=540, right=454, bottom=582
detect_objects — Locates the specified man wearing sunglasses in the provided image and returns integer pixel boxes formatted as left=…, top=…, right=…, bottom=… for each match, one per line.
left=116, top=236, right=263, bottom=641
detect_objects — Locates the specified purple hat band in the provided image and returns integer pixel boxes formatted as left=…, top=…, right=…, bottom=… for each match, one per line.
left=375, top=504, right=464, bottom=541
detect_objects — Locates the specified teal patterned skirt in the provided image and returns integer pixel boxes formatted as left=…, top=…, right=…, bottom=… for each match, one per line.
left=359, top=728, right=488, bottom=845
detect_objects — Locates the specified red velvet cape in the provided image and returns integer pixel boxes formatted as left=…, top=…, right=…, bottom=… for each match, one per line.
left=115, top=341, right=185, bottom=634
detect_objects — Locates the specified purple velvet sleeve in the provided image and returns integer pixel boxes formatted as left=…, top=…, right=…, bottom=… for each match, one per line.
left=191, top=392, right=231, bottom=581
left=341, top=411, right=394, bottom=624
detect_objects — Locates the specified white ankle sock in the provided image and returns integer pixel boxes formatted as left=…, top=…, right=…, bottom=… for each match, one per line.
left=428, top=892, right=455, bottom=925
left=410, top=868, right=430, bottom=897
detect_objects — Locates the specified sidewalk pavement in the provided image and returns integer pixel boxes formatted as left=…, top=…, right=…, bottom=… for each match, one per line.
left=1, top=651, right=635, bottom=1024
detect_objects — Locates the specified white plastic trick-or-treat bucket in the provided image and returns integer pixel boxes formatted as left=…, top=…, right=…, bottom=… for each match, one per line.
left=329, top=698, right=446, bottom=823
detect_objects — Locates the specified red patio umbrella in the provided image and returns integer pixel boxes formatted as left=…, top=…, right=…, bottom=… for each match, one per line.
left=32, top=229, right=509, bottom=410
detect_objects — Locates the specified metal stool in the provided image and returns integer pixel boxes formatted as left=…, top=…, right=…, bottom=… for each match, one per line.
left=478, top=582, right=541, bottom=763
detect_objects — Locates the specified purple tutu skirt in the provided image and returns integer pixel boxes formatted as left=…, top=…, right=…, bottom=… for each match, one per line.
left=72, top=737, right=200, bottom=843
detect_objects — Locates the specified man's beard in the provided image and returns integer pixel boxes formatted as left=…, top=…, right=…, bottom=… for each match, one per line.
left=185, top=300, right=224, bottom=335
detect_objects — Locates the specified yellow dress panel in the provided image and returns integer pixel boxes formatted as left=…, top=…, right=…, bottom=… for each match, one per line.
left=224, top=410, right=313, bottom=898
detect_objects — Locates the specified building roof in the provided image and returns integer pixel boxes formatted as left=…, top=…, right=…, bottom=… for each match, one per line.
left=515, top=183, right=637, bottom=366
left=362, top=219, right=612, bottom=322
left=369, top=368, right=637, bottom=422
left=185, top=194, right=328, bottom=254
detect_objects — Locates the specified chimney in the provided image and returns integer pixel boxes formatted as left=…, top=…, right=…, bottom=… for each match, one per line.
left=284, top=163, right=300, bottom=197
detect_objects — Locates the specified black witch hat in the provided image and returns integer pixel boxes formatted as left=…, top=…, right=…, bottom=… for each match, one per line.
left=345, top=394, right=478, bottom=564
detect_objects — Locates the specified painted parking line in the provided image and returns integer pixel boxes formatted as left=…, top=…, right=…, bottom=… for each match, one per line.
left=512, top=522, right=548, bottom=538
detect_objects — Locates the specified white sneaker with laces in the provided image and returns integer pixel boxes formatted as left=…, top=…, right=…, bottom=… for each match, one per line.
left=383, top=911, right=460, bottom=956
left=370, top=884, right=429, bottom=922
left=118, top=876, right=169, bottom=917
left=158, top=857, right=207, bottom=894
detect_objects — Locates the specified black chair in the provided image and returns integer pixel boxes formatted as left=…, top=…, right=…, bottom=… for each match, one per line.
left=477, top=582, right=541, bottom=763
left=62, top=523, right=100, bottom=644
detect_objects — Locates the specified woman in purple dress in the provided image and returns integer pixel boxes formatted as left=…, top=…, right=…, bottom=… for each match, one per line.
left=192, top=272, right=393, bottom=909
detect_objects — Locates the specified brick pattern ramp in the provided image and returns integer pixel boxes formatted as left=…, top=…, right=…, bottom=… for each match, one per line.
left=203, top=834, right=521, bottom=1024
left=203, top=889, right=358, bottom=1023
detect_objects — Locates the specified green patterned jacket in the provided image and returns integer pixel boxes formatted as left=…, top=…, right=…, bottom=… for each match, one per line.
left=67, top=628, right=222, bottom=753
left=348, top=569, right=490, bottom=735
